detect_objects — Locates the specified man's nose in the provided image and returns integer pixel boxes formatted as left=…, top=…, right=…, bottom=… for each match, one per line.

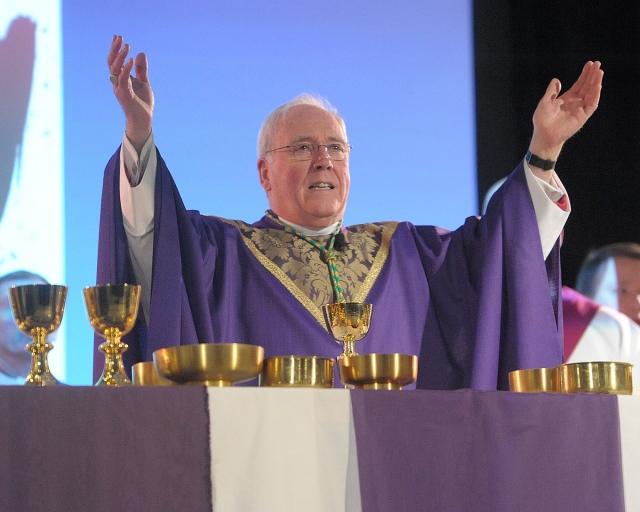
left=313, top=146, right=333, bottom=169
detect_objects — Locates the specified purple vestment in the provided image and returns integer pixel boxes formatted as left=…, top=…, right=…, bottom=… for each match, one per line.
left=95, top=148, right=563, bottom=389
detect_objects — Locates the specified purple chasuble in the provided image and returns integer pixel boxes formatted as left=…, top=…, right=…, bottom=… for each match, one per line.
left=95, top=147, right=563, bottom=390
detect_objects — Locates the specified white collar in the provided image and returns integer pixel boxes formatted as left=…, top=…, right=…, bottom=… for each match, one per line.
left=278, top=217, right=340, bottom=236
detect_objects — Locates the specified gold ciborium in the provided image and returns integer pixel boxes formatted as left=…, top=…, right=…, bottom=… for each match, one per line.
left=509, top=367, right=559, bottom=393
left=83, top=284, right=141, bottom=386
left=260, top=356, right=334, bottom=388
left=153, top=343, right=264, bottom=386
left=338, top=353, right=418, bottom=390
left=558, top=361, right=633, bottom=395
left=322, top=302, right=372, bottom=357
left=132, top=361, right=174, bottom=386
left=9, top=284, right=67, bottom=386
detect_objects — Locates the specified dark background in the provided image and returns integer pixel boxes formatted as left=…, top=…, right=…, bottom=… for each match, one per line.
left=474, top=2, right=640, bottom=287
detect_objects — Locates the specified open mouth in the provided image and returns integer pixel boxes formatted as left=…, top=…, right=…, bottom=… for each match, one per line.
left=309, top=183, right=334, bottom=190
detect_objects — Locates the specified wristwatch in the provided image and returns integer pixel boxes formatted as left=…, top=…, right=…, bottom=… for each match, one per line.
left=525, top=150, right=556, bottom=171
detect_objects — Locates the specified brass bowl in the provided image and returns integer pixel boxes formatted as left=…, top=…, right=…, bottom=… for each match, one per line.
left=132, top=361, right=174, bottom=386
left=558, top=361, right=633, bottom=395
left=509, top=367, right=559, bottom=393
left=338, top=353, right=418, bottom=390
left=153, top=343, right=264, bottom=386
left=259, top=356, right=334, bottom=388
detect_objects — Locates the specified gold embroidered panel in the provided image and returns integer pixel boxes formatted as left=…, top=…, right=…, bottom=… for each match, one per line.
left=220, top=219, right=398, bottom=327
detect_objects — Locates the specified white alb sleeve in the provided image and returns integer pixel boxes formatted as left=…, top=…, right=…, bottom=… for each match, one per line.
left=119, top=133, right=157, bottom=324
left=523, top=159, right=571, bottom=260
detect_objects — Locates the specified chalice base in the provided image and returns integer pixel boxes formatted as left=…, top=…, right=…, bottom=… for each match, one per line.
left=95, top=371, right=132, bottom=387
left=25, top=372, right=60, bottom=386
left=96, top=341, right=132, bottom=387
left=24, top=342, right=60, bottom=386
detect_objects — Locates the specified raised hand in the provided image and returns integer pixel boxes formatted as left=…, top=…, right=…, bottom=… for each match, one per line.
left=107, top=35, right=154, bottom=153
left=529, top=61, right=603, bottom=171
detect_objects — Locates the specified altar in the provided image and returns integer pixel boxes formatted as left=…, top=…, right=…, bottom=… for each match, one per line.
left=1, top=387, right=638, bottom=511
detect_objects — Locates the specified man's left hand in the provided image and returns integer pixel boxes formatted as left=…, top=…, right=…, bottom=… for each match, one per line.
left=529, top=61, right=603, bottom=172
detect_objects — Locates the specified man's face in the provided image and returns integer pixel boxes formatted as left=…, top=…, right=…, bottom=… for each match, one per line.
left=614, top=256, right=640, bottom=325
left=258, top=105, right=350, bottom=229
left=0, top=279, right=37, bottom=377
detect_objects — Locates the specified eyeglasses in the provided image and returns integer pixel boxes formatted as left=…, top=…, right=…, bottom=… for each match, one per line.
left=264, top=142, right=352, bottom=161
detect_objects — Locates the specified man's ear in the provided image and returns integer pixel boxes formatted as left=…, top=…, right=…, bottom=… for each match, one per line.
left=258, top=157, right=271, bottom=192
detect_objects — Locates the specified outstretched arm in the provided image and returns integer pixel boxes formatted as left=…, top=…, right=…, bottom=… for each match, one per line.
left=107, top=35, right=157, bottom=324
left=528, top=61, right=603, bottom=182
left=107, top=35, right=154, bottom=153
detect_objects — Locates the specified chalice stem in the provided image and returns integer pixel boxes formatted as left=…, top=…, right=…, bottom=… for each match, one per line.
left=96, top=327, right=132, bottom=386
left=25, top=327, right=59, bottom=386
left=343, top=335, right=357, bottom=357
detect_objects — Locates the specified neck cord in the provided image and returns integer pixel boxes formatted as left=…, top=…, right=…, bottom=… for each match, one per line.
left=265, top=210, right=345, bottom=303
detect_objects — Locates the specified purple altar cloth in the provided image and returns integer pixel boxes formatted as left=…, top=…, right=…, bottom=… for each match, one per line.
left=350, top=389, right=625, bottom=512
left=0, top=387, right=211, bottom=512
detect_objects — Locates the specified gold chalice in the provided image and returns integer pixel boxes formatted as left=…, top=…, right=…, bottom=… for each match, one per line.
left=9, top=284, right=67, bottom=386
left=83, top=284, right=141, bottom=386
left=322, top=302, right=373, bottom=357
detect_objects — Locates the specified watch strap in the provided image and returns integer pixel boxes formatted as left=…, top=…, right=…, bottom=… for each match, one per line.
left=526, top=150, right=556, bottom=171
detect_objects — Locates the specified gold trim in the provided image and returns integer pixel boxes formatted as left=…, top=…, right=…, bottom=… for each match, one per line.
left=354, top=222, right=398, bottom=302
left=218, top=218, right=399, bottom=330
left=220, top=218, right=327, bottom=328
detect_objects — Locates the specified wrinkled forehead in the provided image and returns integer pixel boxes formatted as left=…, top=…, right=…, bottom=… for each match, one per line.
left=275, top=105, right=347, bottom=144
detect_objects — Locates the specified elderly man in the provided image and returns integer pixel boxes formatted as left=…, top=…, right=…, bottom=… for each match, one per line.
left=97, top=35, right=603, bottom=389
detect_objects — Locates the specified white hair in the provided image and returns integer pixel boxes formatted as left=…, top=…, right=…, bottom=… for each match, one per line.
left=257, top=93, right=347, bottom=158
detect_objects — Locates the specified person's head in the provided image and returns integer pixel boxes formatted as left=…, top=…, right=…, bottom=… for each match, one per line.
left=576, top=243, right=640, bottom=325
left=0, top=270, right=48, bottom=378
left=257, top=94, right=351, bottom=229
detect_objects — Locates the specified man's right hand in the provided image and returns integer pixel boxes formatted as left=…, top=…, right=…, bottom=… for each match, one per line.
left=107, top=35, right=154, bottom=154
